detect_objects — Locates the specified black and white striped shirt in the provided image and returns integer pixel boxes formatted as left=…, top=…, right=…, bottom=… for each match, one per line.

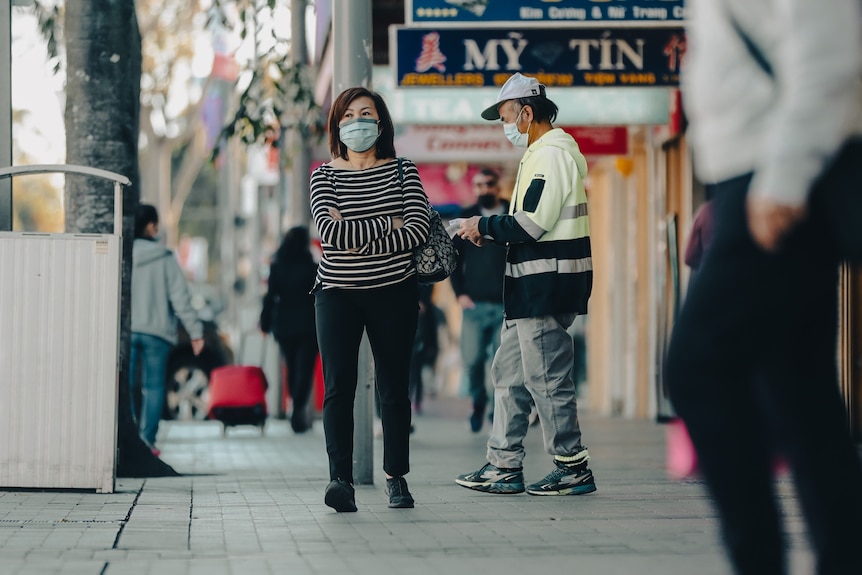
left=310, top=158, right=430, bottom=289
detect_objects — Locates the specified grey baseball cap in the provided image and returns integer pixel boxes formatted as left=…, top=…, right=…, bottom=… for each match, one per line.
left=481, top=73, right=545, bottom=121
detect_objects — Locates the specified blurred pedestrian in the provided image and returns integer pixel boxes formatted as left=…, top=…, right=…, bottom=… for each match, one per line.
left=455, top=73, right=596, bottom=496
left=666, top=196, right=717, bottom=479
left=409, top=283, right=438, bottom=417
left=665, top=2, right=862, bottom=573
left=130, top=204, right=204, bottom=456
left=259, top=226, right=319, bottom=434
left=311, top=86, right=430, bottom=512
left=450, top=167, right=508, bottom=432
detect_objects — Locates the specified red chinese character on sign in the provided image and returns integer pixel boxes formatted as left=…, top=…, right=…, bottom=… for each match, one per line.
left=663, top=34, right=687, bottom=72
left=415, top=32, right=447, bottom=73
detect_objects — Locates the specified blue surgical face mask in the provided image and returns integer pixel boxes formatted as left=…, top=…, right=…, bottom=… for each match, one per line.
left=503, top=108, right=530, bottom=148
left=339, top=118, right=380, bottom=153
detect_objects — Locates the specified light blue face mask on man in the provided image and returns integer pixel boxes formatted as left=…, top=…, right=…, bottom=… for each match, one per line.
left=339, top=118, right=380, bottom=153
left=503, top=107, right=530, bottom=149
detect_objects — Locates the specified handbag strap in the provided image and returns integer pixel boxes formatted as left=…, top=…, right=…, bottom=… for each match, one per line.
left=395, top=157, right=433, bottom=213
left=725, top=2, right=774, bottom=78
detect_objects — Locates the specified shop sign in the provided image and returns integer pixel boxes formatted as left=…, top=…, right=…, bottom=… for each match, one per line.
left=407, top=0, right=687, bottom=26
left=393, top=26, right=685, bottom=88
left=564, top=126, right=629, bottom=156
left=395, top=125, right=628, bottom=162
left=373, top=66, right=670, bottom=126
left=395, top=125, right=518, bottom=162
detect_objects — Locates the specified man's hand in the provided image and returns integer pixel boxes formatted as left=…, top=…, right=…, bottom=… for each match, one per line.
left=392, top=216, right=404, bottom=230
left=457, top=294, right=475, bottom=310
left=746, top=196, right=807, bottom=252
left=191, top=338, right=205, bottom=356
left=457, top=216, right=484, bottom=246
left=328, top=207, right=343, bottom=221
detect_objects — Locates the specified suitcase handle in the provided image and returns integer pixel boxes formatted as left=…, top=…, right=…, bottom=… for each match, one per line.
left=239, top=331, right=268, bottom=367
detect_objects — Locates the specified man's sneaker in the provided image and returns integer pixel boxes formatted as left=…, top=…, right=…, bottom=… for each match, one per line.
left=455, top=462, right=525, bottom=494
left=385, top=476, right=415, bottom=508
left=526, top=459, right=597, bottom=496
left=324, top=479, right=357, bottom=512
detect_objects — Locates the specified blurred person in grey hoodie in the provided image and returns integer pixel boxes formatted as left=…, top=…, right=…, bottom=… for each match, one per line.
left=454, top=73, right=595, bottom=497
left=131, top=204, right=204, bottom=455
left=665, top=1, right=862, bottom=574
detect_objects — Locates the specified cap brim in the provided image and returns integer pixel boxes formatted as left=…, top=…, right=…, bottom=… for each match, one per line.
left=481, top=102, right=501, bottom=121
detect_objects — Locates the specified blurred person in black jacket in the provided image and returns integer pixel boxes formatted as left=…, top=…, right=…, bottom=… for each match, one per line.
left=451, top=167, right=509, bottom=432
left=260, top=226, right=319, bottom=433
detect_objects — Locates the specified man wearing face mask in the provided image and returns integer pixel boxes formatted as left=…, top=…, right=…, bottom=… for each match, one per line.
left=455, top=73, right=595, bottom=496
left=450, top=168, right=509, bottom=433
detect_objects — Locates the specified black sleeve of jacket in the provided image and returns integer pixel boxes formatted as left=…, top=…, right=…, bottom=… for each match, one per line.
left=449, top=204, right=481, bottom=295
left=479, top=214, right=535, bottom=244
left=449, top=236, right=469, bottom=296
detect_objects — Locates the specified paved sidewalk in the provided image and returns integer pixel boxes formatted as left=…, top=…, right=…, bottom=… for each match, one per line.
left=0, top=397, right=814, bottom=575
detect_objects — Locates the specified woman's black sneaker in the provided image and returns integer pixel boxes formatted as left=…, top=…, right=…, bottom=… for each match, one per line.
left=324, top=479, right=357, bottom=512
left=385, top=476, right=415, bottom=508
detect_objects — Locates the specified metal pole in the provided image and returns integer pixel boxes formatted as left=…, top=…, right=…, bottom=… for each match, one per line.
left=217, top=90, right=239, bottom=347
left=0, top=0, right=12, bottom=231
left=332, top=0, right=374, bottom=486
left=278, top=128, right=287, bottom=233
left=289, top=0, right=311, bottom=228
left=332, top=0, right=372, bottom=93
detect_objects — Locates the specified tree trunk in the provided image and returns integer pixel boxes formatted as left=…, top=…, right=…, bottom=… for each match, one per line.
left=64, top=1, right=177, bottom=477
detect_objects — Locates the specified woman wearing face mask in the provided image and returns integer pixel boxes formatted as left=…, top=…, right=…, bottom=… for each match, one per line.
left=310, top=87, right=430, bottom=513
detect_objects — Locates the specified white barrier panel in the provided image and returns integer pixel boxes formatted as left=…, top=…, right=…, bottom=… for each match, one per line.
left=0, top=231, right=121, bottom=492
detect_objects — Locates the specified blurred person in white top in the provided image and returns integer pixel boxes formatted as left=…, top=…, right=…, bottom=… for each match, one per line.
left=665, top=2, right=862, bottom=574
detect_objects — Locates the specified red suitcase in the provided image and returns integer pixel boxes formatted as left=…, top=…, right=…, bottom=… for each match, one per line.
left=208, top=365, right=268, bottom=435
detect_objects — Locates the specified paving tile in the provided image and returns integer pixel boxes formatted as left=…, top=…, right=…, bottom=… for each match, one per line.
left=0, top=397, right=824, bottom=574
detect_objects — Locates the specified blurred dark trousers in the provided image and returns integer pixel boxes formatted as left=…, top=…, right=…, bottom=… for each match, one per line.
left=665, top=174, right=862, bottom=575
left=315, top=278, right=418, bottom=483
left=276, top=335, right=318, bottom=417
left=461, top=302, right=504, bottom=416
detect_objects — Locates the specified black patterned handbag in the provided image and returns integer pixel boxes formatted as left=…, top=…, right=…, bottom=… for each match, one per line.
left=397, top=158, right=458, bottom=284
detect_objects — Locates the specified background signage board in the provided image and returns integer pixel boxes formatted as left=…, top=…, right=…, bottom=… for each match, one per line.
left=394, top=125, right=628, bottom=162
left=407, top=0, right=686, bottom=26
left=393, top=26, right=685, bottom=88
left=372, top=66, right=670, bottom=126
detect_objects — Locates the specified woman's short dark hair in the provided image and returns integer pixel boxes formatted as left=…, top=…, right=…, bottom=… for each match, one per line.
left=327, top=87, right=397, bottom=160
left=134, top=204, right=159, bottom=239
left=516, top=94, right=559, bottom=124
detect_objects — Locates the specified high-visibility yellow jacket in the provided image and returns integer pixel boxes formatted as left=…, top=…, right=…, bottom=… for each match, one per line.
left=478, top=128, right=592, bottom=319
